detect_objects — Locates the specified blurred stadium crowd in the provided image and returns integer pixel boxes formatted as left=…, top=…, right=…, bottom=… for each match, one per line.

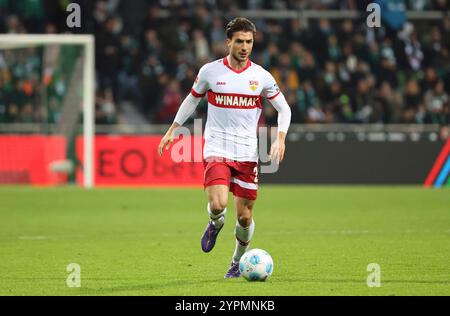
left=0, top=0, right=449, bottom=126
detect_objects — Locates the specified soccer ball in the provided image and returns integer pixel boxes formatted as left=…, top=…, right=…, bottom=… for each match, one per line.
left=239, top=248, right=274, bottom=281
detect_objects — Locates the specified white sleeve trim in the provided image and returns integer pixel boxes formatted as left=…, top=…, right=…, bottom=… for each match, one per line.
left=268, top=93, right=292, bottom=133
left=173, top=93, right=202, bottom=126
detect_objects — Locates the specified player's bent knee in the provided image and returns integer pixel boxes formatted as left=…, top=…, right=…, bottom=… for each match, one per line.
left=210, top=199, right=228, bottom=212
left=237, top=214, right=252, bottom=228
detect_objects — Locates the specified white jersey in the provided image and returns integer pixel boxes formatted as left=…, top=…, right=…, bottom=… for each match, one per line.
left=192, top=57, right=281, bottom=162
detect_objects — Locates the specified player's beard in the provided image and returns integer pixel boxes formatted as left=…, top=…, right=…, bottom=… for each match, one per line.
left=232, top=51, right=249, bottom=64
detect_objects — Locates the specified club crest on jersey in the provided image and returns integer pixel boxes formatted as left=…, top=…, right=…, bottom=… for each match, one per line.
left=249, top=80, right=259, bottom=92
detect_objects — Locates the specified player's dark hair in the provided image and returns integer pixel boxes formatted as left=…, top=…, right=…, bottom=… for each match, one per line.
left=225, top=17, right=256, bottom=39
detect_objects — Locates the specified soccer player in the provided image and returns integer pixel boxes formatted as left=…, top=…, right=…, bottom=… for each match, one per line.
left=158, top=17, right=291, bottom=278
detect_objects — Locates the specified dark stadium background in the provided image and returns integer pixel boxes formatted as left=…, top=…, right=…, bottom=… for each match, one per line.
left=0, top=0, right=449, bottom=185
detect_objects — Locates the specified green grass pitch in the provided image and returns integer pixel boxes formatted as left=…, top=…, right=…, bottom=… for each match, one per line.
left=0, top=185, right=449, bottom=296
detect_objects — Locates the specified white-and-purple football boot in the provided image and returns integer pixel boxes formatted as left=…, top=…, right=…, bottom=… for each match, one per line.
left=201, top=220, right=223, bottom=253
left=224, top=261, right=240, bottom=278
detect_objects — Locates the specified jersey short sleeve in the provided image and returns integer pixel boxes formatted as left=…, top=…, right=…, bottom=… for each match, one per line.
left=260, top=70, right=281, bottom=100
left=191, top=64, right=209, bottom=97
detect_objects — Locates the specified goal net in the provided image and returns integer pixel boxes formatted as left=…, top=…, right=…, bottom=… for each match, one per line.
left=0, top=34, right=95, bottom=188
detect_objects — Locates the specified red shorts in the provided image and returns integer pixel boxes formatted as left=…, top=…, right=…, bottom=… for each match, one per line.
left=203, top=157, right=258, bottom=200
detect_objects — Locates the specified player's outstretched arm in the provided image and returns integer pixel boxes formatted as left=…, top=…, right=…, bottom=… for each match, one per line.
left=158, top=122, right=180, bottom=157
left=158, top=93, right=202, bottom=157
left=269, top=131, right=287, bottom=164
left=268, top=93, right=291, bottom=164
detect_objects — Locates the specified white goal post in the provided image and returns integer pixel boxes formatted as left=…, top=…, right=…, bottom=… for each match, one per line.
left=0, top=34, right=95, bottom=188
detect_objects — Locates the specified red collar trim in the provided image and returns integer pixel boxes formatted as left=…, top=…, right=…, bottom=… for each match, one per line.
left=223, top=57, right=252, bottom=74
